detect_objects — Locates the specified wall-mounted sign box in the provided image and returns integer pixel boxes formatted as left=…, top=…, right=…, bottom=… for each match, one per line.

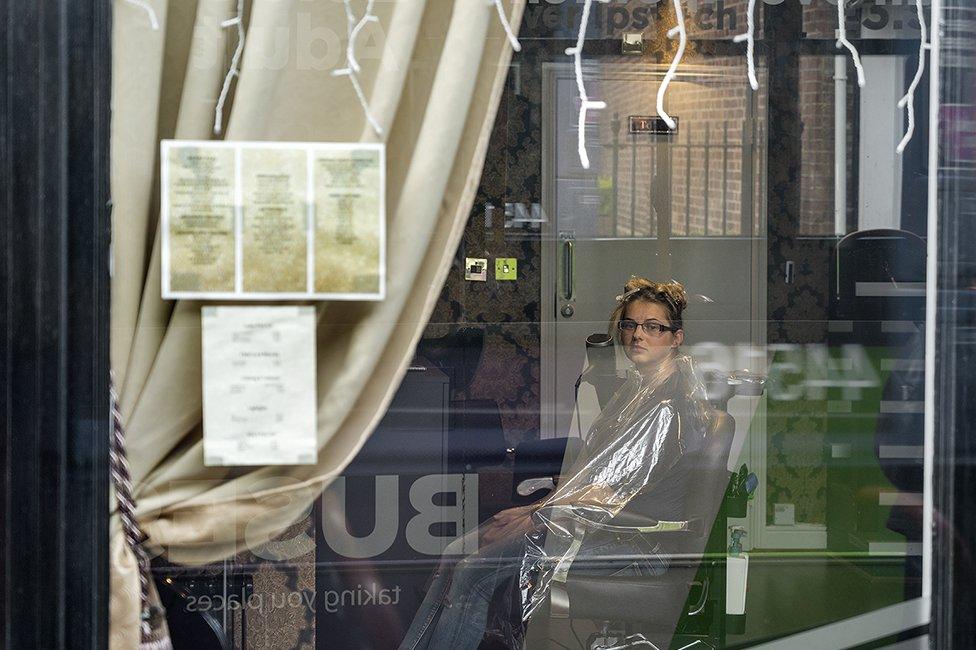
left=160, top=140, right=385, bottom=301
left=628, top=115, right=678, bottom=135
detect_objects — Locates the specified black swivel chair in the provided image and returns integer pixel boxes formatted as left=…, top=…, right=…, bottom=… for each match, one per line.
left=827, top=228, right=926, bottom=556
left=540, top=408, right=737, bottom=650
left=830, top=228, right=926, bottom=346
left=512, top=365, right=761, bottom=649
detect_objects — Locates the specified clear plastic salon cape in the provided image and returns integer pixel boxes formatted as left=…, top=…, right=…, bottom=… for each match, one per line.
left=488, top=354, right=723, bottom=647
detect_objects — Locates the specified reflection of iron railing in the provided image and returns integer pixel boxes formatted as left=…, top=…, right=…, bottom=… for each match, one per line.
left=602, top=112, right=765, bottom=238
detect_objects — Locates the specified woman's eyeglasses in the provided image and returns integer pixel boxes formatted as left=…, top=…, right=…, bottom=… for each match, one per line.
left=617, top=319, right=680, bottom=336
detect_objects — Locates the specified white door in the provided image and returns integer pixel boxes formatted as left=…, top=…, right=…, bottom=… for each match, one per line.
left=541, top=61, right=767, bottom=441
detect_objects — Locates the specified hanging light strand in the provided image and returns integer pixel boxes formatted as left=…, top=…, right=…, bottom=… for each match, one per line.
left=213, top=0, right=245, bottom=135
left=732, top=0, right=759, bottom=91
left=896, top=0, right=930, bottom=154
left=492, top=0, right=522, bottom=52
left=567, top=0, right=609, bottom=170
left=836, top=0, right=866, bottom=87
left=334, top=0, right=384, bottom=137
left=123, top=0, right=160, bottom=30
left=656, top=0, right=687, bottom=129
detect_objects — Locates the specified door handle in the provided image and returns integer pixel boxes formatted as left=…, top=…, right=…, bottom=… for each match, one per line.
left=561, top=236, right=575, bottom=302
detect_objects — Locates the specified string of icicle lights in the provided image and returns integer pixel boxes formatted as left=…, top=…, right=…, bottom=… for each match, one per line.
left=566, top=0, right=931, bottom=159
left=214, top=0, right=245, bottom=136
left=126, top=0, right=929, bottom=155
left=733, top=0, right=759, bottom=91
left=334, top=0, right=384, bottom=137
left=897, top=0, right=930, bottom=154
left=123, top=0, right=159, bottom=30
left=568, top=0, right=610, bottom=169
left=656, top=0, right=688, bottom=129
left=836, top=0, right=866, bottom=87
left=493, top=0, right=523, bottom=52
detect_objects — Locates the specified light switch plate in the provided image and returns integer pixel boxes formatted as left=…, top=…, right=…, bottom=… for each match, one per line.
left=495, top=258, right=517, bottom=280
left=464, top=258, right=488, bottom=282
left=773, top=503, right=796, bottom=526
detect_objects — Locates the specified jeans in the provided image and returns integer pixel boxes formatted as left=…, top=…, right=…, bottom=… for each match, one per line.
left=398, top=529, right=668, bottom=650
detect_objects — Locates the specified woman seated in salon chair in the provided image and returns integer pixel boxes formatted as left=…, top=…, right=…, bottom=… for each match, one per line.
left=399, top=278, right=727, bottom=650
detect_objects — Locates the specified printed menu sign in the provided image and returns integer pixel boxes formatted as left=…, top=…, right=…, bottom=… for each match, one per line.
left=241, top=147, right=308, bottom=293
left=202, top=306, right=318, bottom=466
left=164, top=146, right=237, bottom=293
left=161, top=140, right=384, bottom=300
left=314, top=148, right=383, bottom=295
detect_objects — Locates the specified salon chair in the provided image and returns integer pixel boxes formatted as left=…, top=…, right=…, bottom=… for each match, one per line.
left=153, top=566, right=254, bottom=650
left=536, top=407, right=737, bottom=650
left=507, top=333, right=617, bottom=507
left=508, top=437, right=582, bottom=507
left=513, top=366, right=760, bottom=649
left=827, top=228, right=926, bottom=556
left=417, top=327, right=514, bottom=473
left=417, top=327, right=485, bottom=392
left=830, top=228, right=926, bottom=346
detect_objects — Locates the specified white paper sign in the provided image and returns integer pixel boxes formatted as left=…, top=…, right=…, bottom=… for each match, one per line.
left=161, top=140, right=385, bottom=301
left=202, top=306, right=318, bottom=466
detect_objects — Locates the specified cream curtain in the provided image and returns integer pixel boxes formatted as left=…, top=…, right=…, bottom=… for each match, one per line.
left=109, top=0, right=525, bottom=645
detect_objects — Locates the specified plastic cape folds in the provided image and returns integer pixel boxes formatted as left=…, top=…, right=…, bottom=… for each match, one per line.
left=514, top=354, right=715, bottom=638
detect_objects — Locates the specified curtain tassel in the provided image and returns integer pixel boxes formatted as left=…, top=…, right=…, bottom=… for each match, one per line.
left=110, top=377, right=173, bottom=649
left=139, top=611, right=173, bottom=650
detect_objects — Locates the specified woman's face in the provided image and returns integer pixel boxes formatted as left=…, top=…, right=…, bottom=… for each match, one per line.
left=620, top=299, right=684, bottom=370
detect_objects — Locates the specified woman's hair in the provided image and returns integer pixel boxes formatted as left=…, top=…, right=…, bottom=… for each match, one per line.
left=609, top=277, right=688, bottom=336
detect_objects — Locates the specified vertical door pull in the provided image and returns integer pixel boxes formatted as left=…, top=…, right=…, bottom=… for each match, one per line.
left=562, top=239, right=575, bottom=301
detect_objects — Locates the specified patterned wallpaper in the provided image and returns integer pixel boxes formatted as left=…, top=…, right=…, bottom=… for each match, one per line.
left=238, top=517, right=316, bottom=649
left=764, top=396, right=829, bottom=525
left=425, top=45, right=546, bottom=448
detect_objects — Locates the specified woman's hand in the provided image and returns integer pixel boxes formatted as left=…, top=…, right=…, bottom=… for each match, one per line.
left=480, top=504, right=538, bottom=546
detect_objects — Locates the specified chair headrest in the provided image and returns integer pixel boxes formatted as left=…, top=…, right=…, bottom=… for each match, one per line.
left=707, top=409, right=734, bottom=439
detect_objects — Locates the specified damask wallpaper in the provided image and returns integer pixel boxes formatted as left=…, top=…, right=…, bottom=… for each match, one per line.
left=425, top=45, right=546, bottom=448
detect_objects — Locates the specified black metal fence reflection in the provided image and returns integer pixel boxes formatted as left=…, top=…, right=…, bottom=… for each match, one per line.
left=601, top=112, right=766, bottom=239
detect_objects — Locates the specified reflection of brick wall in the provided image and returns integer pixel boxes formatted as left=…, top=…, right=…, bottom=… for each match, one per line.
left=584, top=0, right=854, bottom=237
left=799, top=58, right=835, bottom=236
left=798, top=2, right=859, bottom=235
left=595, top=55, right=767, bottom=237
left=796, top=60, right=858, bottom=235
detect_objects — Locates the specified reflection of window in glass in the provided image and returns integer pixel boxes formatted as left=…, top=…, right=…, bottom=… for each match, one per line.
left=858, top=55, right=913, bottom=231
left=663, top=57, right=767, bottom=237
left=799, top=2, right=857, bottom=237
left=798, top=53, right=922, bottom=236
left=584, top=58, right=767, bottom=239
left=594, top=113, right=658, bottom=238
left=798, top=56, right=857, bottom=236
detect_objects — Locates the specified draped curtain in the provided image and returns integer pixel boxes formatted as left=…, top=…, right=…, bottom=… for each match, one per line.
left=109, top=0, right=524, bottom=645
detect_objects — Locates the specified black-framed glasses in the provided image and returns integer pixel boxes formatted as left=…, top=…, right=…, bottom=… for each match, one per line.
left=617, top=319, right=680, bottom=336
